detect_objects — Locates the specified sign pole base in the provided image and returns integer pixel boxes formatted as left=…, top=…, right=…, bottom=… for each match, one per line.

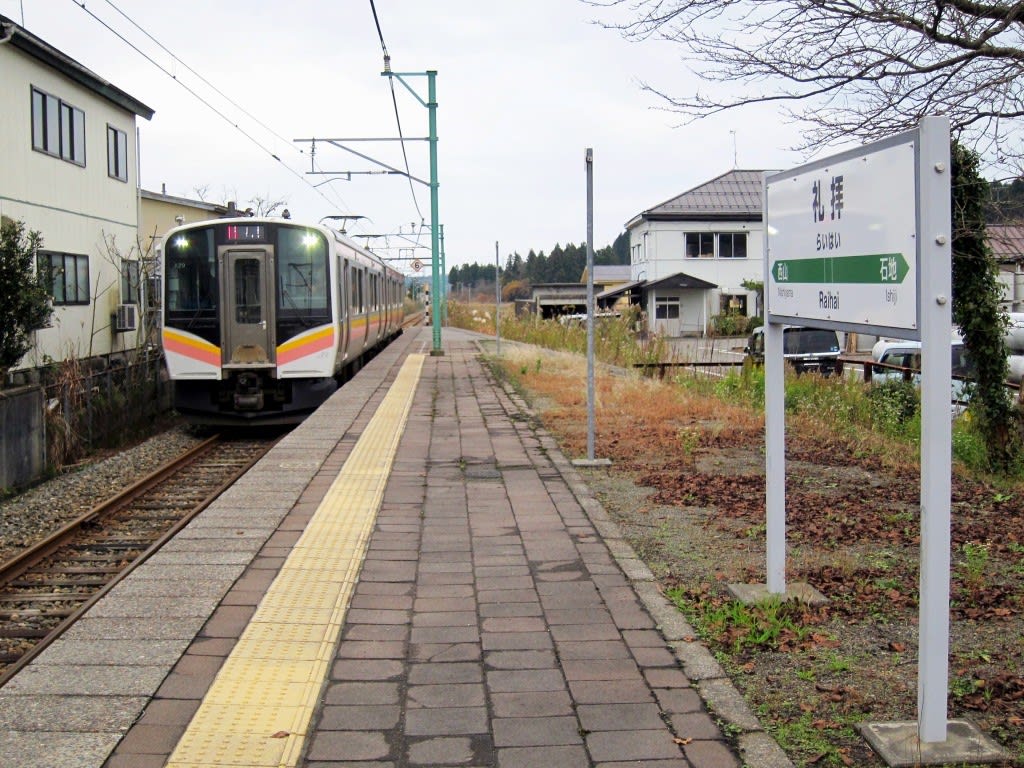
left=858, top=720, right=1009, bottom=766
left=725, top=582, right=828, bottom=607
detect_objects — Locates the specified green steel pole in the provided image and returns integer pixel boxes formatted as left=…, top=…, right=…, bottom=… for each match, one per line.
left=428, top=70, right=443, bottom=355
left=440, top=223, right=447, bottom=324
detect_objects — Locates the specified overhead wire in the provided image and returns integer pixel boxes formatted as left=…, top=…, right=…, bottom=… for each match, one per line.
left=69, top=0, right=354, bottom=216
left=103, top=0, right=304, bottom=160
left=368, top=0, right=425, bottom=223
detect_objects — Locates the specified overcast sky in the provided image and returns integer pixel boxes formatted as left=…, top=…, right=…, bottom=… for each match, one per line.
left=3, top=0, right=812, bottom=271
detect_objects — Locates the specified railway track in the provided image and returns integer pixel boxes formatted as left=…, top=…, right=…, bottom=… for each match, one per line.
left=0, top=435, right=275, bottom=686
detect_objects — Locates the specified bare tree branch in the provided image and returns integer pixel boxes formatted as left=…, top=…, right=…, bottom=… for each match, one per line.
left=586, top=0, right=1024, bottom=167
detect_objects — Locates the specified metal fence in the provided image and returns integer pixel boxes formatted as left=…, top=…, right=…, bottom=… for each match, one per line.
left=43, top=350, right=171, bottom=462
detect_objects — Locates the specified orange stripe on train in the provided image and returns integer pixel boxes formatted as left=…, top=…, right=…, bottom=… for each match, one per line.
left=277, top=327, right=335, bottom=364
left=163, top=329, right=220, bottom=366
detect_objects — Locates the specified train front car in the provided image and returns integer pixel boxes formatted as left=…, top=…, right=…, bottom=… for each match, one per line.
left=161, top=218, right=340, bottom=425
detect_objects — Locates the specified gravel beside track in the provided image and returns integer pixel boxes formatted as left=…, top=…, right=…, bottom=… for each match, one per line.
left=0, top=426, right=204, bottom=564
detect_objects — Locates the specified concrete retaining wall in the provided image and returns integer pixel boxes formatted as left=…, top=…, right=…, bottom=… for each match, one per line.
left=0, top=385, right=45, bottom=491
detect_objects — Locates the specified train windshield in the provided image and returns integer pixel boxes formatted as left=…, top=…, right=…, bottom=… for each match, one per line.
left=165, top=227, right=217, bottom=314
left=277, top=228, right=328, bottom=318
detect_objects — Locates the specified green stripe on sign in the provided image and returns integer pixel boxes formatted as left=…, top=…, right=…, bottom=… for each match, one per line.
left=771, top=253, right=909, bottom=284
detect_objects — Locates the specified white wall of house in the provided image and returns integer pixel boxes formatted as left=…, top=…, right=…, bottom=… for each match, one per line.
left=629, top=218, right=764, bottom=323
left=997, top=264, right=1024, bottom=312
left=0, top=31, right=147, bottom=370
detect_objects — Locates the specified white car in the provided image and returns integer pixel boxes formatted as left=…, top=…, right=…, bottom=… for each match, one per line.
left=870, top=338, right=974, bottom=413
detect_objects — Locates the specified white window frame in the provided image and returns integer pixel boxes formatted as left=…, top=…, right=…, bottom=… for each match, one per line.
left=107, top=125, right=128, bottom=182
left=684, top=232, right=715, bottom=259
left=32, top=87, right=85, bottom=166
left=718, top=232, right=748, bottom=259
left=655, top=296, right=680, bottom=319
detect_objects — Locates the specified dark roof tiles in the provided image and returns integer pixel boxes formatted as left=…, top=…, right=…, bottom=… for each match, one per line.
left=642, top=170, right=766, bottom=218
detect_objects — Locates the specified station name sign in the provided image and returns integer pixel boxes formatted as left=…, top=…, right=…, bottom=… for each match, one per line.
left=765, top=136, right=920, bottom=335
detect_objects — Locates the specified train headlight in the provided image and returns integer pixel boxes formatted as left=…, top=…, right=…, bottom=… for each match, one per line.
left=302, top=233, right=318, bottom=248
left=173, top=235, right=189, bottom=250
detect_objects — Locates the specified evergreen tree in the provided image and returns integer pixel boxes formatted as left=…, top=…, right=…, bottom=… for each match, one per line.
left=951, top=144, right=1020, bottom=470
left=0, top=217, right=52, bottom=384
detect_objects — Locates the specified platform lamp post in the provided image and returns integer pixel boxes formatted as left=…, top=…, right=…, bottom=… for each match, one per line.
left=382, top=66, right=443, bottom=355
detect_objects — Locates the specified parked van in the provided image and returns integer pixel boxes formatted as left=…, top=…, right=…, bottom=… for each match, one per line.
left=744, top=326, right=842, bottom=376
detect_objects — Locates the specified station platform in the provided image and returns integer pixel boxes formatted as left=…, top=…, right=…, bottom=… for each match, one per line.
left=0, top=326, right=789, bottom=768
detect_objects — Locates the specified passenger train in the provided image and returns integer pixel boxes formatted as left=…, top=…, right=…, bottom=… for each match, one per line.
left=160, top=216, right=404, bottom=425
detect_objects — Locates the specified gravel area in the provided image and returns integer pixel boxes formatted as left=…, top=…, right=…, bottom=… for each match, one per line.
left=0, top=426, right=205, bottom=564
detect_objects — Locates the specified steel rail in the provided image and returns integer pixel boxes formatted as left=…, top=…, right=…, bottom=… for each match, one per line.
left=0, top=434, right=275, bottom=688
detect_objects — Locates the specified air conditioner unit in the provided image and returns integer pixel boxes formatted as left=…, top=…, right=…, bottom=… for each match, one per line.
left=115, top=303, right=137, bottom=332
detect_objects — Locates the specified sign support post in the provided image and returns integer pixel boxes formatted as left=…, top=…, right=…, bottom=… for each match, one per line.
left=756, top=117, right=1007, bottom=764
left=763, top=321, right=786, bottom=594
left=916, top=122, right=953, bottom=744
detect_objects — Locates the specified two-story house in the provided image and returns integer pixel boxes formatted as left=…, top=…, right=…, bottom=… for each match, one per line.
left=612, top=170, right=765, bottom=336
left=0, top=14, right=154, bottom=375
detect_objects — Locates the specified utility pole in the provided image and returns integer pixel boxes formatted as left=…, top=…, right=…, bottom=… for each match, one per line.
left=297, top=67, right=444, bottom=356
left=572, top=148, right=608, bottom=469
left=495, top=240, right=501, bottom=356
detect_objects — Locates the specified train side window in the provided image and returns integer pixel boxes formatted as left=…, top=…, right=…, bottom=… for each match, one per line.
left=337, top=261, right=346, bottom=318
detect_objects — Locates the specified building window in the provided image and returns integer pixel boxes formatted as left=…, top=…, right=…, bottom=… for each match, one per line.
left=121, top=260, right=140, bottom=304
left=718, top=233, right=748, bottom=258
left=684, top=232, right=715, bottom=258
left=32, top=87, right=85, bottom=165
left=655, top=296, right=680, bottom=319
left=38, top=252, right=90, bottom=305
left=107, top=125, right=128, bottom=181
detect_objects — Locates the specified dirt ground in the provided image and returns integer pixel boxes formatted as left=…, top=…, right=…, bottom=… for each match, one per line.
left=488, top=345, right=1023, bottom=768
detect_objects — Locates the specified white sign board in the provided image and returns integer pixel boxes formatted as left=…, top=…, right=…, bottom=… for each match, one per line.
left=766, top=136, right=920, bottom=337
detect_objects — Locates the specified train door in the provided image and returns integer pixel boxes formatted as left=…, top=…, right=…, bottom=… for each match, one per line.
left=339, top=259, right=351, bottom=361
left=221, top=248, right=275, bottom=367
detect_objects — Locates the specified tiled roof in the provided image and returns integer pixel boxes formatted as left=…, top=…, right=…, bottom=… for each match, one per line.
left=989, top=224, right=1024, bottom=262
left=639, top=170, right=766, bottom=220
left=0, top=14, right=154, bottom=119
left=592, top=265, right=632, bottom=282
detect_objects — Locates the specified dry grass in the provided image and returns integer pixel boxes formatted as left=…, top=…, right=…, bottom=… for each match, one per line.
left=487, top=343, right=1024, bottom=768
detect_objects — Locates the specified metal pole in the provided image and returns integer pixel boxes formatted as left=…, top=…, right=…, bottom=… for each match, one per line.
left=764, top=320, right=786, bottom=594
left=917, top=115, right=952, bottom=743
left=762, top=173, right=786, bottom=595
left=495, top=240, right=501, bottom=355
left=427, top=70, right=443, bottom=355
left=440, top=223, right=447, bottom=325
left=585, top=148, right=596, bottom=462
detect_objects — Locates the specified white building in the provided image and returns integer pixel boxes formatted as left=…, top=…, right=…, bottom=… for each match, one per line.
left=613, top=170, right=766, bottom=336
left=0, top=14, right=154, bottom=372
left=989, top=224, right=1024, bottom=312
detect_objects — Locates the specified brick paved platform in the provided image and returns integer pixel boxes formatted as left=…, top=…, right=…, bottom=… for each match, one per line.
left=3, top=327, right=792, bottom=768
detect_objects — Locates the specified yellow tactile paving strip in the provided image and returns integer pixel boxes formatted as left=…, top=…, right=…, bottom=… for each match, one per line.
left=165, top=354, right=424, bottom=768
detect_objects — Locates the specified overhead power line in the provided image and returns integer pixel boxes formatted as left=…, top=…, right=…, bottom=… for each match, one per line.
left=69, top=0, right=354, bottom=217
left=102, top=0, right=304, bottom=159
left=368, top=0, right=424, bottom=222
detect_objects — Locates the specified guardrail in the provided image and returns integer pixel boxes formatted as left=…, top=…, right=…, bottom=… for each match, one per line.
left=633, top=360, right=744, bottom=379
left=635, top=356, right=1020, bottom=398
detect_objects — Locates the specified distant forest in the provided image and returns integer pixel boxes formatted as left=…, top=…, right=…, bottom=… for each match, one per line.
left=448, top=232, right=630, bottom=295
left=988, top=177, right=1024, bottom=223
